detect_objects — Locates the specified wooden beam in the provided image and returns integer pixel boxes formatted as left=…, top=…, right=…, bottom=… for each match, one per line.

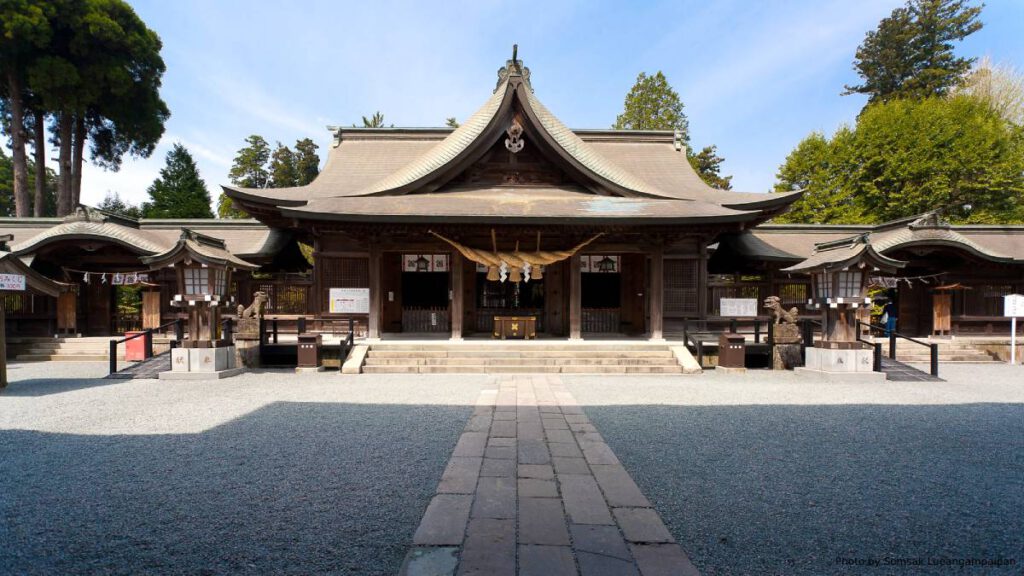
left=450, top=252, right=464, bottom=340
left=569, top=254, right=582, bottom=340
left=368, top=249, right=381, bottom=340
left=649, top=247, right=664, bottom=340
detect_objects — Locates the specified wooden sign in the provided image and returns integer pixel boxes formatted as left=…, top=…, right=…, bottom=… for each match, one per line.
left=329, top=288, right=370, bottom=314
left=720, top=298, right=758, bottom=317
left=0, top=273, right=25, bottom=291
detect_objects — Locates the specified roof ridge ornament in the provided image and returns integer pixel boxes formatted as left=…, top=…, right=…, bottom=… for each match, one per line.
left=496, top=43, right=532, bottom=92
left=908, top=210, right=950, bottom=230
left=505, top=119, right=525, bottom=154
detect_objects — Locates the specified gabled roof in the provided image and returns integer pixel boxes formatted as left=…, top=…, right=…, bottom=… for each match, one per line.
left=782, top=234, right=906, bottom=274
left=223, top=49, right=801, bottom=226
left=140, top=229, right=258, bottom=271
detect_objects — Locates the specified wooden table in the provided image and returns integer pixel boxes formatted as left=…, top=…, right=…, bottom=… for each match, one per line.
left=493, top=315, right=537, bottom=340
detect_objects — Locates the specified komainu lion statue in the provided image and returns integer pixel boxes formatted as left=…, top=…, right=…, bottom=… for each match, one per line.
left=238, top=291, right=269, bottom=319
left=763, top=296, right=799, bottom=325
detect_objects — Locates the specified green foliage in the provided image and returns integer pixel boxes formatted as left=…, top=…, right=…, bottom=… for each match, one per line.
left=97, top=190, right=141, bottom=219
left=142, top=143, right=214, bottom=219
left=0, top=145, right=56, bottom=216
left=445, top=117, right=459, bottom=128
left=359, top=111, right=389, bottom=128
left=613, top=71, right=689, bottom=143
left=687, top=146, right=733, bottom=190
left=845, top=0, right=983, bottom=103
left=775, top=97, right=1024, bottom=224
left=221, top=134, right=270, bottom=218
left=293, top=137, right=320, bottom=185
left=269, top=142, right=297, bottom=188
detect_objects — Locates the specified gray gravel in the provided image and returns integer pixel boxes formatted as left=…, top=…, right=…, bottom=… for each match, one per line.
left=0, top=363, right=484, bottom=575
left=566, top=365, right=1024, bottom=576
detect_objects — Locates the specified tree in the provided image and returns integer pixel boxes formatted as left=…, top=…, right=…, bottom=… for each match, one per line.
left=844, top=0, right=983, bottom=103
left=360, top=111, right=389, bottom=128
left=220, top=134, right=270, bottom=218
left=688, top=146, right=733, bottom=190
left=0, top=0, right=55, bottom=216
left=0, top=145, right=56, bottom=217
left=773, top=128, right=866, bottom=224
left=97, top=190, right=141, bottom=219
left=613, top=71, right=689, bottom=143
left=775, top=97, right=1024, bottom=224
left=293, top=137, right=320, bottom=185
left=445, top=117, right=459, bottom=128
left=269, top=142, right=297, bottom=188
left=956, top=57, right=1024, bottom=126
left=142, top=144, right=214, bottom=219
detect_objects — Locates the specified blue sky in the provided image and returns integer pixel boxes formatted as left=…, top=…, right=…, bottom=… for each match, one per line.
left=77, top=0, right=1024, bottom=208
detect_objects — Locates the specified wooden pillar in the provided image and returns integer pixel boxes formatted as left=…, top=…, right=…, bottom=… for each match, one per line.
left=649, top=248, right=664, bottom=341
left=0, top=297, right=7, bottom=388
left=368, top=248, right=381, bottom=340
left=569, top=254, right=582, bottom=340
left=450, top=252, right=464, bottom=340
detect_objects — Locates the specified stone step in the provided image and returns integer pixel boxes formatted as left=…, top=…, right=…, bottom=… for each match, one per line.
left=364, top=356, right=680, bottom=366
left=368, top=344, right=670, bottom=352
left=361, top=364, right=684, bottom=374
left=366, top=350, right=674, bottom=359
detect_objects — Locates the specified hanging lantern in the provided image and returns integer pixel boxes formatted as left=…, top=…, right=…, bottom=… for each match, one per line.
left=414, top=255, right=431, bottom=272
left=597, top=256, right=617, bottom=273
left=509, top=267, right=522, bottom=283
left=532, top=265, right=543, bottom=281
left=486, top=266, right=500, bottom=282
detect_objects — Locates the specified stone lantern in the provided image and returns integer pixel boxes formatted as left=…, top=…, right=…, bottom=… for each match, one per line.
left=783, top=235, right=904, bottom=380
left=141, top=229, right=257, bottom=379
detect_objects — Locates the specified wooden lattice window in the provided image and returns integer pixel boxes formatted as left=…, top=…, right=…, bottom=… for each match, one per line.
left=664, top=258, right=699, bottom=316
left=320, top=256, right=369, bottom=311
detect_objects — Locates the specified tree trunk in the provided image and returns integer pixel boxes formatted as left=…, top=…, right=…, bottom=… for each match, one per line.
left=33, top=109, right=46, bottom=217
left=56, top=112, right=73, bottom=217
left=71, top=115, right=85, bottom=207
left=6, top=70, right=31, bottom=217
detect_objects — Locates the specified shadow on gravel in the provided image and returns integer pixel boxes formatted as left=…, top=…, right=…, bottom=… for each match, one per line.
left=585, top=402, right=1024, bottom=576
left=0, top=376, right=124, bottom=397
left=0, top=401, right=472, bottom=575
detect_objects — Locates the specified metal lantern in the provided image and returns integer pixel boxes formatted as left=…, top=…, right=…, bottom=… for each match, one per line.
left=415, top=255, right=431, bottom=272
left=597, top=256, right=617, bottom=273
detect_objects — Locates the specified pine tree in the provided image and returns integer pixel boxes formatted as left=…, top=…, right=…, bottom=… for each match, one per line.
left=269, top=142, right=298, bottom=188
left=98, top=191, right=141, bottom=219
left=219, top=134, right=270, bottom=218
left=142, top=144, right=214, bottom=219
left=293, top=138, right=320, bottom=185
left=688, top=146, right=733, bottom=190
left=445, top=117, right=459, bottom=128
left=844, top=0, right=983, bottom=103
left=613, top=71, right=689, bottom=143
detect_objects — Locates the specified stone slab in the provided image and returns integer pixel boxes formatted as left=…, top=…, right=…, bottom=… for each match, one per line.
left=517, top=439, right=551, bottom=465
left=613, top=508, right=674, bottom=543
left=471, top=477, right=516, bottom=519
left=452, top=432, right=488, bottom=457
left=518, top=464, right=554, bottom=480
left=559, top=474, right=614, bottom=525
left=158, top=367, right=245, bottom=380
left=399, top=546, right=459, bottom=576
left=793, top=367, right=887, bottom=383
left=518, top=545, right=576, bottom=576
left=591, top=464, right=651, bottom=508
left=458, top=518, right=515, bottom=576
left=413, top=494, right=472, bottom=546
left=570, top=524, right=633, bottom=561
left=552, top=456, right=590, bottom=475
left=630, top=543, right=701, bottom=576
left=518, top=478, right=558, bottom=499
left=480, top=458, right=515, bottom=478
left=437, top=456, right=482, bottom=495
left=518, top=497, right=570, bottom=546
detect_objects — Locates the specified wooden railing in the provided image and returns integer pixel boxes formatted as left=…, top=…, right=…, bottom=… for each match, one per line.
left=402, top=307, right=450, bottom=333
left=582, top=308, right=620, bottom=333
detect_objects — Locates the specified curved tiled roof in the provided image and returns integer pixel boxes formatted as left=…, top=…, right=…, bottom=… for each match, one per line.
left=869, top=227, right=1013, bottom=261
left=356, top=80, right=510, bottom=195
left=11, top=219, right=165, bottom=255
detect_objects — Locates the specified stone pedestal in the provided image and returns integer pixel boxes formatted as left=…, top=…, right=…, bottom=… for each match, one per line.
left=160, top=346, right=244, bottom=380
left=770, top=323, right=803, bottom=370
left=795, top=346, right=884, bottom=383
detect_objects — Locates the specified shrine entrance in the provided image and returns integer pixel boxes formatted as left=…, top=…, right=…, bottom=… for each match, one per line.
left=381, top=253, right=452, bottom=334
left=580, top=254, right=646, bottom=335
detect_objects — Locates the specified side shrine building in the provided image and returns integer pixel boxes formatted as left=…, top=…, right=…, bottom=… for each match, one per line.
left=1, top=54, right=1022, bottom=346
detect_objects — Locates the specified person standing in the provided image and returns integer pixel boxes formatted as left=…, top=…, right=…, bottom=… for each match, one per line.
left=882, top=298, right=898, bottom=337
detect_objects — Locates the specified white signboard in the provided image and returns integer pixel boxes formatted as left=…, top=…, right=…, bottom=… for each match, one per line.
left=1004, top=294, right=1024, bottom=318
left=1006, top=294, right=1024, bottom=366
left=0, top=273, right=26, bottom=291
left=329, top=288, right=370, bottom=314
left=720, top=298, right=758, bottom=317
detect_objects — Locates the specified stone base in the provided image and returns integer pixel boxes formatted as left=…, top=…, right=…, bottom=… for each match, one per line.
left=160, top=367, right=246, bottom=380
left=716, top=366, right=747, bottom=375
left=772, top=344, right=803, bottom=370
left=295, top=365, right=326, bottom=373
left=804, top=346, right=874, bottom=373
left=794, top=367, right=886, bottom=383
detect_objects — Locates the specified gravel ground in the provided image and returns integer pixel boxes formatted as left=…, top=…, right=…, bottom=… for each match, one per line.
left=0, top=363, right=485, bottom=575
left=566, top=364, right=1024, bottom=576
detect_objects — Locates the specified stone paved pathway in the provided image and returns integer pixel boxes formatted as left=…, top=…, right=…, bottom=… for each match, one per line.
left=400, top=375, right=700, bottom=576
